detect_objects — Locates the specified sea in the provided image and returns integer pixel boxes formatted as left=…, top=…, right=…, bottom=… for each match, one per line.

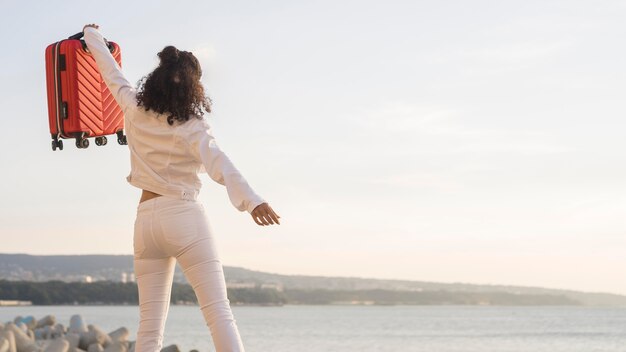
left=1, top=305, right=625, bottom=352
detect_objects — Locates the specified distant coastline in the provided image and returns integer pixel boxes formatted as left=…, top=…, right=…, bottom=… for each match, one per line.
left=1, top=253, right=626, bottom=306
left=0, top=280, right=590, bottom=306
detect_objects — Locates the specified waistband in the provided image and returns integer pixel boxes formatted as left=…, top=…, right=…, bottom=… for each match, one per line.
left=127, top=176, right=199, bottom=202
left=137, top=194, right=200, bottom=213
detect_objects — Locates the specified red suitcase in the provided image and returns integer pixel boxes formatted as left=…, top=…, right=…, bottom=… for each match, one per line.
left=45, top=32, right=127, bottom=151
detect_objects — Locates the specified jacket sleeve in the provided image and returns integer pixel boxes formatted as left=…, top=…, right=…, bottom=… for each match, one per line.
left=188, top=120, right=266, bottom=213
left=83, top=27, right=136, bottom=113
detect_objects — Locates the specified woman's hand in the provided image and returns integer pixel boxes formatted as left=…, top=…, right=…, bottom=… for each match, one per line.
left=251, top=203, right=281, bottom=226
left=83, top=23, right=100, bottom=32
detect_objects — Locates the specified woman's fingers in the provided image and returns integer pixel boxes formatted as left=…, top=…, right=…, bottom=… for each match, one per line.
left=267, top=209, right=280, bottom=225
left=253, top=215, right=264, bottom=226
left=262, top=208, right=274, bottom=225
left=270, top=206, right=281, bottom=219
left=258, top=212, right=270, bottom=225
left=253, top=209, right=270, bottom=225
left=267, top=205, right=281, bottom=225
left=252, top=203, right=281, bottom=226
left=83, top=23, right=100, bottom=31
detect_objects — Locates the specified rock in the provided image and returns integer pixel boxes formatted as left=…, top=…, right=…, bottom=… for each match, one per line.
left=35, top=323, right=64, bottom=340
left=14, top=323, right=28, bottom=334
left=0, top=338, right=10, bottom=352
left=106, top=328, right=128, bottom=343
left=52, top=324, right=65, bottom=339
left=103, top=341, right=126, bottom=352
left=43, top=338, right=69, bottom=352
left=79, top=326, right=111, bottom=351
left=160, top=344, right=180, bottom=352
left=68, top=348, right=86, bottom=352
left=33, top=326, right=49, bottom=340
left=4, top=323, right=38, bottom=352
left=18, top=317, right=36, bottom=331
left=87, top=343, right=103, bottom=352
left=64, top=334, right=80, bottom=349
left=69, top=316, right=87, bottom=334
left=92, top=326, right=111, bottom=348
left=0, top=330, right=16, bottom=352
left=35, top=316, right=56, bottom=329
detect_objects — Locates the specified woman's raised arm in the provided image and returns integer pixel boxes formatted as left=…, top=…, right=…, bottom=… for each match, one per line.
left=83, top=24, right=136, bottom=113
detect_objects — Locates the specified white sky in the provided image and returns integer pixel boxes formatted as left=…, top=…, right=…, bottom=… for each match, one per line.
left=0, top=0, right=625, bottom=294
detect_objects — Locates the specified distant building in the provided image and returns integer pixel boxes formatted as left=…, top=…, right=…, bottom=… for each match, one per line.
left=83, top=275, right=93, bottom=283
left=226, top=282, right=256, bottom=289
left=121, top=272, right=128, bottom=283
left=261, top=283, right=284, bottom=292
left=226, top=282, right=284, bottom=291
left=129, top=273, right=136, bottom=282
left=0, top=300, right=32, bottom=306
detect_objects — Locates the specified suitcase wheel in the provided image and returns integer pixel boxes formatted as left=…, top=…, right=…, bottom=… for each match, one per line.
left=51, top=139, right=63, bottom=151
left=116, top=130, right=128, bottom=145
left=76, top=138, right=89, bottom=149
left=95, top=136, right=108, bottom=146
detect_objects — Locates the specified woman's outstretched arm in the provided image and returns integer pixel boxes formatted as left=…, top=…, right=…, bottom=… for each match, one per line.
left=188, top=120, right=280, bottom=225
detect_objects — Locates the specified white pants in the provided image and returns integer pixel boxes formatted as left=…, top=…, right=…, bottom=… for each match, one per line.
left=133, top=196, right=245, bottom=352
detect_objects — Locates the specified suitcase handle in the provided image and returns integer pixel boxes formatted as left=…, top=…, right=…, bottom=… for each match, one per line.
left=68, top=32, right=115, bottom=53
left=68, top=32, right=84, bottom=40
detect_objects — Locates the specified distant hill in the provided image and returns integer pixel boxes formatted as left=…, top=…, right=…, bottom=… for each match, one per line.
left=1, top=253, right=625, bottom=306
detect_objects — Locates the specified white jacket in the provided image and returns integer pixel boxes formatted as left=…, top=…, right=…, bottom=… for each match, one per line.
left=84, top=27, right=265, bottom=213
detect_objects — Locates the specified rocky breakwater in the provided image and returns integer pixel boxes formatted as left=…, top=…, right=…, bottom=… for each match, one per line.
left=0, top=315, right=183, bottom=352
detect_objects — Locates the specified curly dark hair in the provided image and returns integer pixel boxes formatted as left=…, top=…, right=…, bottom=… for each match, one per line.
left=136, top=46, right=212, bottom=125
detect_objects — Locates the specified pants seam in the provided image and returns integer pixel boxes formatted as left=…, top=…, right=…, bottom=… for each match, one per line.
left=175, top=236, right=211, bottom=258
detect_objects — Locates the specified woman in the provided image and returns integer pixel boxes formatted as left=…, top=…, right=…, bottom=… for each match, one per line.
left=83, top=24, right=280, bottom=352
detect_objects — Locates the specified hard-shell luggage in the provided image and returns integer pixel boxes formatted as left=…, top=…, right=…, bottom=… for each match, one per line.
left=45, top=32, right=127, bottom=151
